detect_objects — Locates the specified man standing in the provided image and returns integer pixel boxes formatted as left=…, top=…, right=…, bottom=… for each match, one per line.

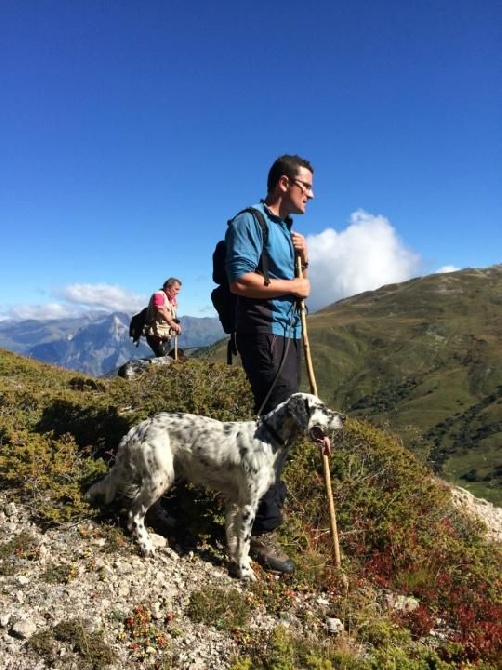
left=145, top=278, right=183, bottom=357
left=225, top=154, right=313, bottom=574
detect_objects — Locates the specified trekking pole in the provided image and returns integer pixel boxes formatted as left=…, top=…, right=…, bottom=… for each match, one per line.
left=173, top=335, right=178, bottom=361
left=296, top=256, right=342, bottom=570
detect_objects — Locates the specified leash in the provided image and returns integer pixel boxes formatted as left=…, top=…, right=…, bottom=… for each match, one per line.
left=255, top=305, right=297, bottom=417
left=296, top=256, right=342, bottom=571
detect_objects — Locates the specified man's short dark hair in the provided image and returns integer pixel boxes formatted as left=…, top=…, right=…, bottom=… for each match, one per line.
left=267, top=154, right=314, bottom=193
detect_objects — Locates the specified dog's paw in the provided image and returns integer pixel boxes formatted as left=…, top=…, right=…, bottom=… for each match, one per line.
left=138, top=541, right=156, bottom=558
left=140, top=547, right=156, bottom=559
left=228, top=561, right=256, bottom=580
left=239, top=569, right=257, bottom=581
left=237, top=563, right=256, bottom=581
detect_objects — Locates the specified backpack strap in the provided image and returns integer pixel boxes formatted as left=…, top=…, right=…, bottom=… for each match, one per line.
left=249, top=208, right=271, bottom=287
left=229, top=207, right=271, bottom=286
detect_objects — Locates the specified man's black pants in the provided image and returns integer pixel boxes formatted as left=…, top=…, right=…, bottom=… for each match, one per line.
left=236, top=331, right=301, bottom=534
left=146, top=335, right=170, bottom=357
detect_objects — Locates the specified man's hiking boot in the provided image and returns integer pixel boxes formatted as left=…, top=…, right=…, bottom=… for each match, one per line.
left=250, top=531, right=295, bottom=574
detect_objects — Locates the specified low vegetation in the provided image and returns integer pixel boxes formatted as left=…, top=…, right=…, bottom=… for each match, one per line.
left=205, top=266, right=502, bottom=505
left=0, top=347, right=501, bottom=668
left=28, top=618, right=117, bottom=669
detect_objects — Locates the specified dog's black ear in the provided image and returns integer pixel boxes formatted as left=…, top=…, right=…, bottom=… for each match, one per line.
left=287, top=393, right=310, bottom=428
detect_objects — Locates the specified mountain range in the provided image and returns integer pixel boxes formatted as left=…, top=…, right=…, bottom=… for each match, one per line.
left=0, top=312, right=224, bottom=377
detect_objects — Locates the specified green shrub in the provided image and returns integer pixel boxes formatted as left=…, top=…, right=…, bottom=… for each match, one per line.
left=187, top=587, right=253, bottom=630
left=1, top=349, right=501, bottom=667
left=28, top=618, right=116, bottom=669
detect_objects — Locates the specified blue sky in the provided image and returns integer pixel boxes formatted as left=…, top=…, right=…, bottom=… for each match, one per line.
left=1, top=0, right=500, bottom=320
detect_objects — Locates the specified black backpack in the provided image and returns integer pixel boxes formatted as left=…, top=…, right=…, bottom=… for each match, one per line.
left=129, top=307, right=148, bottom=347
left=211, top=208, right=270, bottom=363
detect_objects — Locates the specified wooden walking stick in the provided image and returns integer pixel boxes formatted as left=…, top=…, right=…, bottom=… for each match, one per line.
left=173, top=335, right=178, bottom=361
left=296, top=257, right=342, bottom=569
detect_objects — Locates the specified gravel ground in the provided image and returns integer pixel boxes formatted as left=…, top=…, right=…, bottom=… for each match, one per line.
left=1, top=486, right=501, bottom=669
left=0, top=494, right=274, bottom=670
left=450, top=485, right=502, bottom=543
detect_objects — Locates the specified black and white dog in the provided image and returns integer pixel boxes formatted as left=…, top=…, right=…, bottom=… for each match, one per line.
left=86, top=393, right=344, bottom=579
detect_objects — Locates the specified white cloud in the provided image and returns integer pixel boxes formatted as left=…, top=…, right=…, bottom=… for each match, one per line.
left=306, top=210, right=422, bottom=311
left=2, top=284, right=147, bottom=321
left=4, top=303, right=78, bottom=321
left=60, top=283, right=147, bottom=312
left=434, top=265, right=460, bottom=274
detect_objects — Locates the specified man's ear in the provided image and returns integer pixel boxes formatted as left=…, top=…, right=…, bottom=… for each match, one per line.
left=277, top=173, right=291, bottom=194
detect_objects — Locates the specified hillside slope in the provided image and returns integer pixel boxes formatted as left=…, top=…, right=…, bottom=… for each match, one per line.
left=308, top=266, right=502, bottom=503
left=0, top=349, right=500, bottom=668
left=204, top=266, right=502, bottom=504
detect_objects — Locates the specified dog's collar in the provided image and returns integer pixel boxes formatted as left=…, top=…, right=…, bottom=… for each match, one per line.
left=259, top=418, right=287, bottom=447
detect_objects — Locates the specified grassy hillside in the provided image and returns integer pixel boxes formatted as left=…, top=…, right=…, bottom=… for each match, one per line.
left=204, top=267, right=502, bottom=504
left=0, top=348, right=501, bottom=668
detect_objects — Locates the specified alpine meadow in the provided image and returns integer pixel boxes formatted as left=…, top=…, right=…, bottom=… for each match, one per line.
left=0, top=266, right=501, bottom=668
